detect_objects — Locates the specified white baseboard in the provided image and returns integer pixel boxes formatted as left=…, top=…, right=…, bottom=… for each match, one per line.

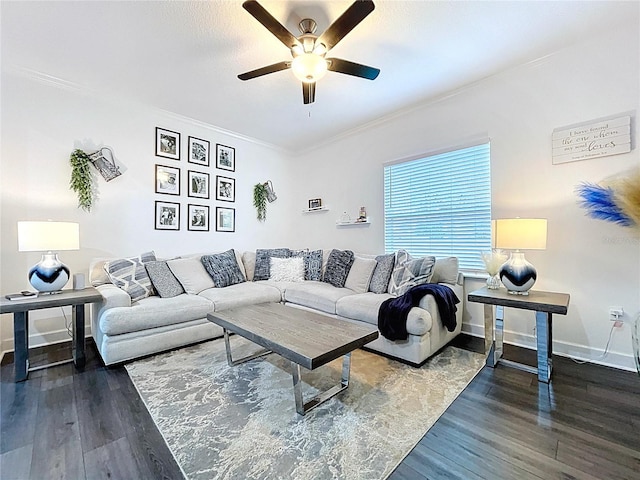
left=461, top=324, right=636, bottom=372
left=0, top=323, right=92, bottom=357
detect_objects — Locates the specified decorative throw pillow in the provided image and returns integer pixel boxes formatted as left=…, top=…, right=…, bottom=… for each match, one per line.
left=368, top=253, right=395, bottom=294
left=388, top=250, right=436, bottom=296
left=104, top=251, right=157, bottom=302
left=322, top=249, right=355, bottom=288
left=269, top=257, right=305, bottom=282
left=242, top=251, right=256, bottom=281
left=292, top=249, right=323, bottom=281
left=201, top=249, right=246, bottom=288
left=345, top=256, right=378, bottom=294
left=431, top=257, right=460, bottom=284
left=145, top=260, right=184, bottom=298
left=253, top=248, right=291, bottom=281
left=167, top=257, right=216, bottom=294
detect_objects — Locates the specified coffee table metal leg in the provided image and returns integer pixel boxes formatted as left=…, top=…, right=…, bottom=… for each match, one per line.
left=292, top=352, right=351, bottom=416
left=222, top=328, right=271, bottom=367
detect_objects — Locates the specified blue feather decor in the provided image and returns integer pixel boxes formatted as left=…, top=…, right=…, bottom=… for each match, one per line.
left=575, top=182, right=635, bottom=227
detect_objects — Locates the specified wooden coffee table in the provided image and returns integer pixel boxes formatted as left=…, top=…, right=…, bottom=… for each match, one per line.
left=207, top=303, right=379, bottom=415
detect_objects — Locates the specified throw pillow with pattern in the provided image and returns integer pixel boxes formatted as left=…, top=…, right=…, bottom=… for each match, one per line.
left=388, top=249, right=436, bottom=296
left=253, top=248, right=291, bottom=281
left=292, top=249, right=323, bottom=281
left=201, top=249, right=246, bottom=288
left=269, top=257, right=305, bottom=282
left=322, top=249, right=355, bottom=288
left=368, top=253, right=395, bottom=294
left=104, top=251, right=157, bottom=302
left=145, top=260, right=184, bottom=298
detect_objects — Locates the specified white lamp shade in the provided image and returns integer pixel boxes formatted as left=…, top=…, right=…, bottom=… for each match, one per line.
left=494, top=218, right=547, bottom=250
left=18, top=221, right=80, bottom=252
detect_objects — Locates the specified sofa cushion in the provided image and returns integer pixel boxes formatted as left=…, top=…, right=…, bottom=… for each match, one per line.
left=253, top=248, right=291, bottom=281
left=368, top=254, right=395, bottom=294
left=104, top=251, right=156, bottom=302
left=167, top=257, right=216, bottom=294
left=284, top=281, right=354, bottom=315
left=431, top=257, right=460, bottom=284
left=99, top=293, right=213, bottom=335
left=293, top=249, right=323, bottom=281
left=201, top=249, right=246, bottom=288
left=269, top=257, right=305, bottom=282
left=242, top=251, right=256, bottom=281
left=345, top=256, right=377, bottom=294
left=388, top=250, right=436, bottom=296
left=145, top=260, right=184, bottom=298
left=198, top=282, right=282, bottom=311
left=336, top=293, right=433, bottom=336
left=322, top=249, right=355, bottom=288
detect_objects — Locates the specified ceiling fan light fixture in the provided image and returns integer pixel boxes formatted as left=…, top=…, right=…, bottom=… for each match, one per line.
left=291, top=53, right=327, bottom=83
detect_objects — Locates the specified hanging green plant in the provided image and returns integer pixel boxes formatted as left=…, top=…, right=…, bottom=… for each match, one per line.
left=253, top=182, right=268, bottom=222
left=69, top=149, right=94, bottom=211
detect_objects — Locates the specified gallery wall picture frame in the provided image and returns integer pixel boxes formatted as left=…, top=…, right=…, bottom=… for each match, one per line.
left=156, top=127, right=181, bottom=160
left=216, top=207, right=235, bottom=232
left=188, top=136, right=210, bottom=166
left=188, top=170, right=210, bottom=199
left=155, top=201, right=180, bottom=230
left=215, top=175, right=235, bottom=202
left=216, top=144, right=235, bottom=172
left=187, top=204, right=210, bottom=232
left=155, top=164, right=181, bottom=196
left=308, top=198, right=322, bottom=209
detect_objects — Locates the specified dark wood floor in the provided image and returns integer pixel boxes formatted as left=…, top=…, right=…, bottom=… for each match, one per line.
left=1, top=335, right=639, bottom=480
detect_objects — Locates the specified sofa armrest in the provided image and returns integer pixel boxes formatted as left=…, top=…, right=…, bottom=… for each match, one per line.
left=96, top=284, right=131, bottom=309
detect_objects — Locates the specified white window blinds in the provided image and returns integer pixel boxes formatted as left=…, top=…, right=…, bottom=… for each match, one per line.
left=384, top=142, right=491, bottom=270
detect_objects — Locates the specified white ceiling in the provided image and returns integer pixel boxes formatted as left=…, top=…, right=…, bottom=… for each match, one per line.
left=2, top=1, right=637, bottom=153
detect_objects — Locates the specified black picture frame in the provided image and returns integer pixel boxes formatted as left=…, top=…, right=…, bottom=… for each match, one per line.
left=215, top=175, right=235, bottom=202
left=187, top=204, right=210, bottom=232
left=155, top=201, right=180, bottom=230
left=188, top=170, right=210, bottom=199
left=216, top=207, right=235, bottom=232
left=216, top=144, right=235, bottom=172
left=188, top=136, right=210, bottom=166
left=156, top=127, right=180, bottom=160
left=155, top=165, right=180, bottom=196
left=308, top=198, right=322, bottom=209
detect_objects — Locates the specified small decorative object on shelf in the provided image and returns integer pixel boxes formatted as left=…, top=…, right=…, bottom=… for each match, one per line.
left=357, top=206, right=367, bottom=222
left=480, top=249, right=508, bottom=290
left=308, top=198, right=322, bottom=209
left=340, top=212, right=351, bottom=223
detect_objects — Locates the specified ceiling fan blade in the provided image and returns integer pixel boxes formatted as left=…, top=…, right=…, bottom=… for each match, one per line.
left=242, top=0, right=301, bottom=49
left=238, top=61, right=291, bottom=80
left=302, top=82, right=316, bottom=104
left=316, top=0, right=375, bottom=51
left=327, top=58, right=379, bottom=80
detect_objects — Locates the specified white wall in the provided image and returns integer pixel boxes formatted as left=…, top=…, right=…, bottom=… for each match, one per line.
left=291, top=23, right=640, bottom=370
left=0, top=70, right=296, bottom=354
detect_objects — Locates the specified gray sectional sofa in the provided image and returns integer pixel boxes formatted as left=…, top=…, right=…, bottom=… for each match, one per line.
left=89, top=249, right=463, bottom=366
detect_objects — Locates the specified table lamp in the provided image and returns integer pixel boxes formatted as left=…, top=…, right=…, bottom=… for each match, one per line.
left=494, top=218, right=547, bottom=295
left=18, top=221, right=80, bottom=293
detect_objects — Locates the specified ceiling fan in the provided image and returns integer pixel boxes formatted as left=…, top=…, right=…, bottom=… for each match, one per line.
left=238, top=0, right=380, bottom=104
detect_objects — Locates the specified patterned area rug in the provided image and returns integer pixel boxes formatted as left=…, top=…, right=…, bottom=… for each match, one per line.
left=126, top=338, right=484, bottom=480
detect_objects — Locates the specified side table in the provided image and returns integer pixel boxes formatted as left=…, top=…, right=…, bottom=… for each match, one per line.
left=468, top=286, right=570, bottom=383
left=0, top=287, right=103, bottom=382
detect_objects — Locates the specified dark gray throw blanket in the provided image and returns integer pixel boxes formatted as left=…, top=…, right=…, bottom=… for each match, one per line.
left=378, top=284, right=459, bottom=341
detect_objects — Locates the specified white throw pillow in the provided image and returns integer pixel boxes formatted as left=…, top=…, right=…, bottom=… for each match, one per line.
left=269, top=257, right=305, bottom=282
left=345, top=256, right=377, bottom=294
left=167, top=257, right=215, bottom=294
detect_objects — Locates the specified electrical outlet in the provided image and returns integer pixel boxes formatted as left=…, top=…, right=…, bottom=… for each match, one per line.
left=609, top=306, right=624, bottom=322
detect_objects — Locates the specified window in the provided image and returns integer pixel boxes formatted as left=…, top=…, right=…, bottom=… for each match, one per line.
left=384, top=142, right=491, bottom=270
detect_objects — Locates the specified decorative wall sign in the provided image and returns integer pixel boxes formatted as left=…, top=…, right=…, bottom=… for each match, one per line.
left=156, top=127, right=181, bottom=160
left=188, top=204, right=210, bottom=231
left=216, top=144, right=235, bottom=171
left=155, top=165, right=180, bottom=196
left=216, top=175, right=235, bottom=202
left=188, top=170, right=209, bottom=199
left=155, top=201, right=180, bottom=230
left=216, top=207, right=235, bottom=232
left=552, top=115, right=631, bottom=164
left=188, top=137, right=210, bottom=166
left=89, top=146, right=122, bottom=181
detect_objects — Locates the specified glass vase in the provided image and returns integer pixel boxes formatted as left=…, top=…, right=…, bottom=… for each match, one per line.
left=486, top=274, right=501, bottom=290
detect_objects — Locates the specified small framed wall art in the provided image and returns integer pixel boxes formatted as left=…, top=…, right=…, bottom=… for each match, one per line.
left=216, top=144, right=235, bottom=171
left=188, top=170, right=210, bottom=199
left=308, top=198, right=322, bottom=209
left=215, top=175, right=235, bottom=202
left=188, top=136, right=210, bottom=166
left=155, top=165, right=180, bottom=196
left=156, top=127, right=180, bottom=160
left=216, top=207, right=235, bottom=232
left=188, top=204, right=210, bottom=232
left=155, top=201, right=180, bottom=230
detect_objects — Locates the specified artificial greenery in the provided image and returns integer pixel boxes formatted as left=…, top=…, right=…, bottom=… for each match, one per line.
left=69, top=149, right=94, bottom=211
left=253, top=182, right=268, bottom=222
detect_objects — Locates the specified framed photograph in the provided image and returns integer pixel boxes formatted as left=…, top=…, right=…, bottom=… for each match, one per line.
left=155, top=201, right=180, bottom=230
left=216, top=144, right=235, bottom=171
left=156, top=127, right=180, bottom=160
left=188, top=204, right=209, bottom=231
left=308, top=198, right=322, bottom=209
left=188, top=136, right=210, bottom=166
left=216, top=207, right=235, bottom=232
left=188, top=170, right=209, bottom=199
left=215, top=175, right=235, bottom=202
left=155, top=165, right=180, bottom=196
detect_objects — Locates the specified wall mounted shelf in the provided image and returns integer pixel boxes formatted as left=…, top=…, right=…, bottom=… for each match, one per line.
left=302, top=206, right=329, bottom=213
left=336, top=218, right=370, bottom=227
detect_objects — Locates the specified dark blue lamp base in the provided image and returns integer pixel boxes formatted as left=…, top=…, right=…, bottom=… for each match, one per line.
left=499, top=251, right=537, bottom=295
left=28, top=253, right=70, bottom=293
